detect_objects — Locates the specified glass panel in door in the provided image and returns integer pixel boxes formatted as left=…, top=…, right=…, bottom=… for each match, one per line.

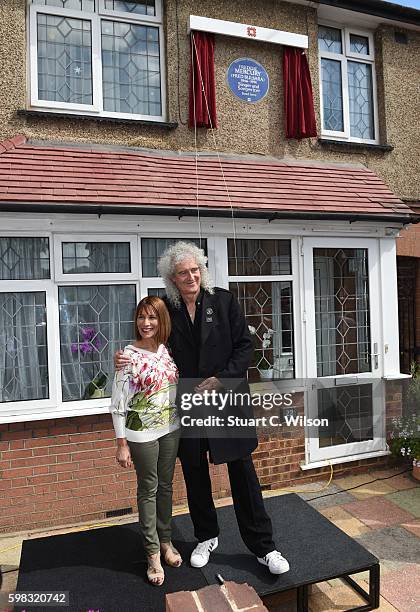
left=304, top=239, right=384, bottom=461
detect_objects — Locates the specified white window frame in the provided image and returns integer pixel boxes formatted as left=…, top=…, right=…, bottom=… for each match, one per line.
left=318, top=23, right=379, bottom=144
left=28, top=0, right=167, bottom=122
left=53, top=234, right=139, bottom=281
left=0, top=281, right=58, bottom=418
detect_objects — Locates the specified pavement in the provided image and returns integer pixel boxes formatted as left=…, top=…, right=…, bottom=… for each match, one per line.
left=0, top=465, right=418, bottom=611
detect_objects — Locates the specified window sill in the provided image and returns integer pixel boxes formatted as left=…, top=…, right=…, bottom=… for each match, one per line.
left=0, top=403, right=110, bottom=424
left=300, top=449, right=391, bottom=471
left=318, top=138, right=394, bottom=153
left=17, top=109, right=178, bottom=130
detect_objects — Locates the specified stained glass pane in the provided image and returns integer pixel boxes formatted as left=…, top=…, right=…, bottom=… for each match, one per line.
left=313, top=248, right=371, bottom=377
left=59, top=285, right=137, bottom=401
left=0, top=292, right=49, bottom=402
left=321, top=58, right=344, bottom=132
left=62, top=242, right=131, bottom=274
left=101, top=21, right=161, bottom=116
left=141, top=238, right=207, bottom=277
left=37, top=14, right=93, bottom=104
left=318, top=25, right=342, bottom=54
left=318, top=384, right=373, bottom=447
left=104, top=0, right=156, bottom=15
left=230, top=281, right=294, bottom=381
left=0, top=237, right=50, bottom=280
left=350, top=34, right=369, bottom=55
left=348, top=62, right=374, bottom=139
left=32, top=0, right=94, bottom=9
left=228, top=239, right=291, bottom=276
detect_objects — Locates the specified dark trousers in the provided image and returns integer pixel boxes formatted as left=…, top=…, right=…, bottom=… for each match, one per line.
left=180, top=438, right=275, bottom=557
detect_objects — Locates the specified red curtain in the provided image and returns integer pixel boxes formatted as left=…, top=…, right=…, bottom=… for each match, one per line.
left=189, top=31, right=218, bottom=129
left=283, top=47, right=317, bottom=139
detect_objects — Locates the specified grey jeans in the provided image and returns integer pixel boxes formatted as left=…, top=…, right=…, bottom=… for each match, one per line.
left=128, top=428, right=180, bottom=556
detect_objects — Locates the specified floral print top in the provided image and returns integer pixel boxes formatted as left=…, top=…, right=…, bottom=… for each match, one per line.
left=110, top=344, right=179, bottom=443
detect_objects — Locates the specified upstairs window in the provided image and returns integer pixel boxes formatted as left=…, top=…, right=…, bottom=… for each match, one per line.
left=318, top=25, right=378, bottom=143
left=29, top=0, right=165, bottom=120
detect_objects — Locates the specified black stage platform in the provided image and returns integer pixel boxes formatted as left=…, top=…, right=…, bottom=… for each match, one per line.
left=15, top=494, right=379, bottom=612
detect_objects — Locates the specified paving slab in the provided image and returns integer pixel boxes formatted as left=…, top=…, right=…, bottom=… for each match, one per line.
left=334, top=473, right=374, bottom=491
left=298, top=483, right=356, bottom=510
left=319, top=506, right=370, bottom=538
left=379, top=563, right=420, bottom=612
left=350, top=479, right=397, bottom=500
left=401, top=517, right=420, bottom=538
left=370, top=468, right=418, bottom=491
left=0, top=536, right=23, bottom=567
left=356, top=526, right=420, bottom=565
left=308, top=582, right=399, bottom=612
left=343, top=497, right=415, bottom=529
left=386, top=487, right=420, bottom=518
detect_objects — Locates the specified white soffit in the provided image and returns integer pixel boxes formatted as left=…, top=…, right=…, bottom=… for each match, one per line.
left=188, top=15, right=308, bottom=49
left=291, top=0, right=420, bottom=32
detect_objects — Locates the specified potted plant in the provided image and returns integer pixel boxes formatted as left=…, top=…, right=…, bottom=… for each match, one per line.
left=249, top=326, right=275, bottom=380
left=71, top=326, right=108, bottom=399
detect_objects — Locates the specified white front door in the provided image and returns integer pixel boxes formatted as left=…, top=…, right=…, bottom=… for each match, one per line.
left=303, top=238, right=386, bottom=462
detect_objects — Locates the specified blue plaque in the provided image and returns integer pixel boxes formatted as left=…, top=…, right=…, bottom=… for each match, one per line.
left=227, top=58, right=269, bottom=103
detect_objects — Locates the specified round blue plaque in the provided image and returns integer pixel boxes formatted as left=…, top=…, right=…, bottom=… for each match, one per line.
left=227, top=58, right=269, bottom=103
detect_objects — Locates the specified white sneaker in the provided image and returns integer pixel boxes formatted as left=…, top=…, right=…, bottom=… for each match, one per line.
left=190, top=537, right=218, bottom=568
left=257, top=550, right=290, bottom=574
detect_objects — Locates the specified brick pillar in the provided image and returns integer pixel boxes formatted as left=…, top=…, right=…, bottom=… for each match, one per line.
left=166, top=581, right=268, bottom=612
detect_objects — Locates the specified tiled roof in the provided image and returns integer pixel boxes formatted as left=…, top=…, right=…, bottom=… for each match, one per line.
left=0, top=135, right=412, bottom=219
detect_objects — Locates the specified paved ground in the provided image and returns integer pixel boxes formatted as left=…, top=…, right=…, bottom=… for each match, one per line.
left=0, top=465, right=418, bottom=611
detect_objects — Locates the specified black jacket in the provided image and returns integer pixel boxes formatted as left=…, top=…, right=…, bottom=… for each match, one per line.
left=164, top=288, right=258, bottom=465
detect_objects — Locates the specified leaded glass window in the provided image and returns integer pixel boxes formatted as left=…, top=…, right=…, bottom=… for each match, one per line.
left=313, top=248, right=371, bottom=377
left=0, top=238, right=50, bottom=280
left=30, top=0, right=164, bottom=119
left=318, top=25, right=376, bottom=141
left=230, top=281, right=294, bottom=381
left=37, top=14, right=93, bottom=105
left=102, top=21, right=161, bottom=116
left=59, top=284, right=136, bottom=401
left=0, top=292, right=49, bottom=402
left=141, top=238, right=207, bottom=277
left=228, top=239, right=291, bottom=276
left=104, top=0, right=156, bottom=15
left=62, top=242, right=131, bottom=274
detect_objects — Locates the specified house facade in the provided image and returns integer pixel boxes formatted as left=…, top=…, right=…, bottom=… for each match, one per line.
left=0, top=0, right=419, bottom=533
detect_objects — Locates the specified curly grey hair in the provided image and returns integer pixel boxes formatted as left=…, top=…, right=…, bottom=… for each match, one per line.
left=157, top=241, right=214, bottom=306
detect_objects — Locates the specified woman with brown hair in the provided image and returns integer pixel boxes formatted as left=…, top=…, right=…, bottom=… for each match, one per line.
left=110, top=296, right=181, bottom=586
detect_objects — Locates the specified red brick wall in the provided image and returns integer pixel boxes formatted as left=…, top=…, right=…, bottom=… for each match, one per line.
left=397, top=224, right=420, bottom=258
left=0, top=387, right=400, bottom=534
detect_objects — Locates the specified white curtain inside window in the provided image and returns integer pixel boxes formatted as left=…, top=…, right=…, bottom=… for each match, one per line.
left=59, top=284, right=136, bottom=401
left=0, top=292, right=48, bottom=402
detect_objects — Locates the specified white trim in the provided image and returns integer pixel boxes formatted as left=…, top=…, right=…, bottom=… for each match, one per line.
left=318, top=23, right=379, bottom=145
left=300, top=449, right=391, bottom=471
left=53, top=234, right=138, bottom=282
left=28, top=2, right=166, bottom=121
left=379, top=239, right=401, bottom=377
left=344, top=27, right=375, bottom=61
left=188, top=15, right=308, bottom=49
left=98, top=0, right=162, bottom=24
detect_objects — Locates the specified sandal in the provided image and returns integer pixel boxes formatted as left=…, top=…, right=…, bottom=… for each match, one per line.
left=160, top=541, right=182, bottom=567
left=147, top=552, right=165, bottom=586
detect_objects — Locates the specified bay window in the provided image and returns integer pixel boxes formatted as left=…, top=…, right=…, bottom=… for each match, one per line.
left=318, top=24, right=378, bottom=144
left=29, top=0, right=165, bottom=120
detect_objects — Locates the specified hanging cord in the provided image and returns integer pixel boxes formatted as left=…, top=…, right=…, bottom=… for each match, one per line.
left=190, top=31, right=203, bottom=245
left=190, top=32, right=239, bottom=279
